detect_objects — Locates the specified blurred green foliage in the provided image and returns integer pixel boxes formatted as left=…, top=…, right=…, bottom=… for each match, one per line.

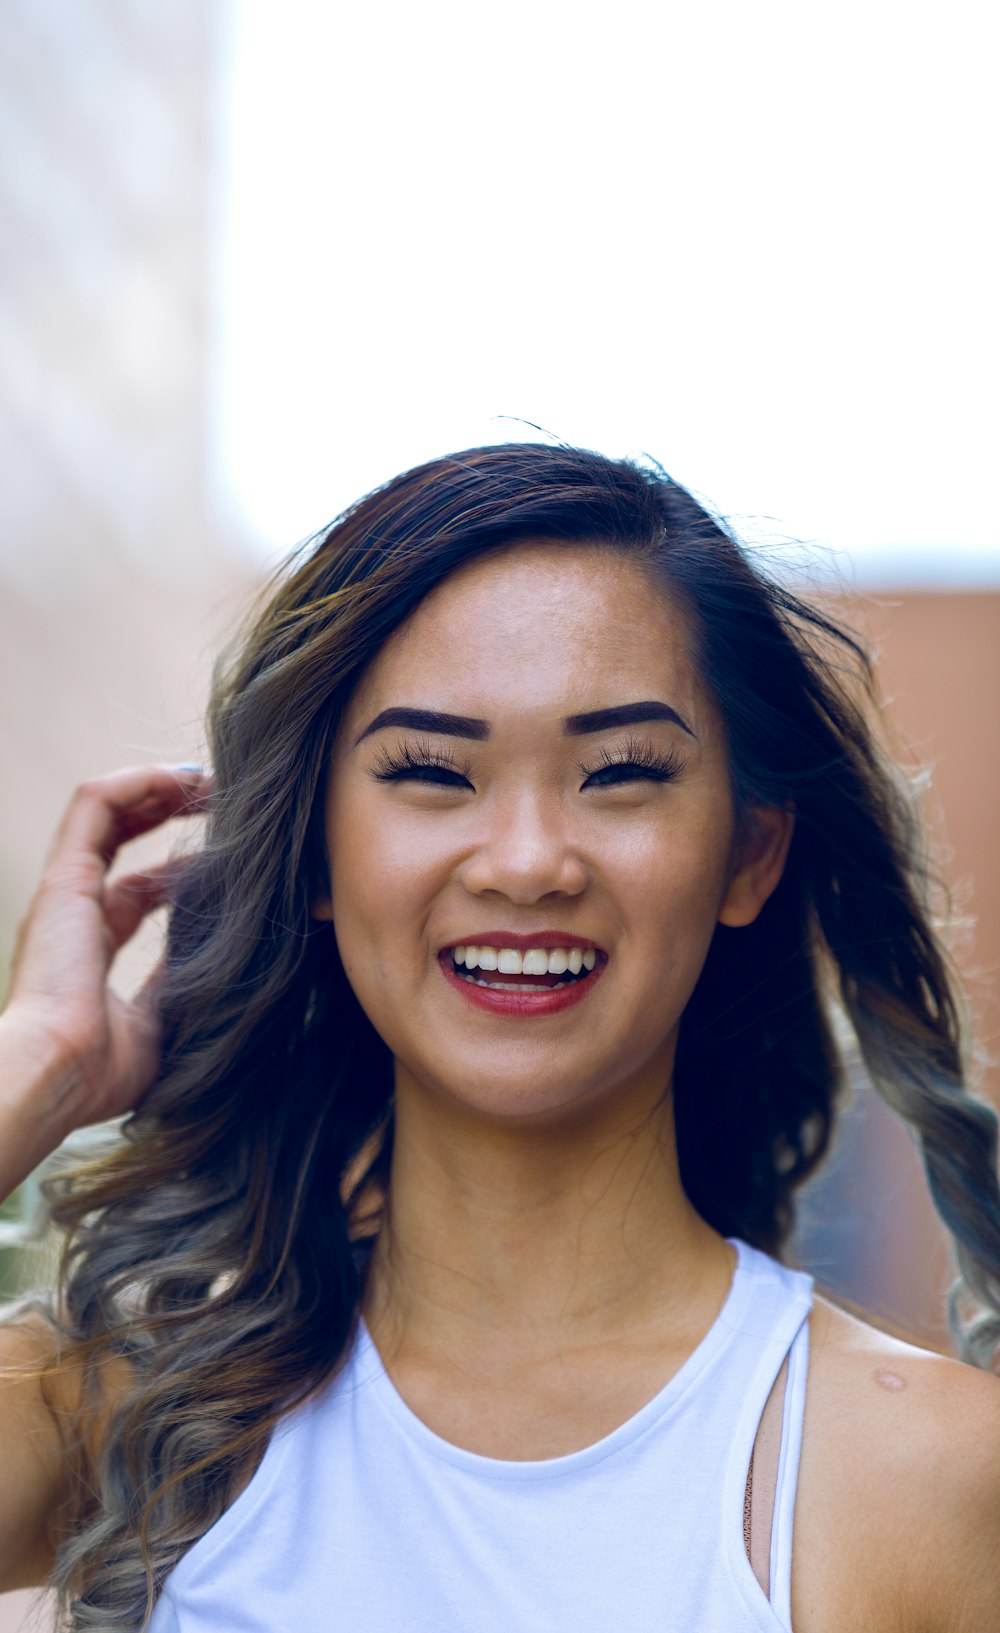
left=0, top=1182, right=54, bottom=1303
left=0, top=1188, right=27, bottom=1300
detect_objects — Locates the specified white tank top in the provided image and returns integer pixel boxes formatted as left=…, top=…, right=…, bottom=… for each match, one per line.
left=150, top=1239, right=812, bottom=1633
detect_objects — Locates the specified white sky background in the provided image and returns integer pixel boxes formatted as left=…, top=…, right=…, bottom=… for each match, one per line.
left=210, top=0, right=999, bottom=587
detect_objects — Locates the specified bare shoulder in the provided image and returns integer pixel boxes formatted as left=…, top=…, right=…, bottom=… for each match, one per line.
left=0, top=1310, right=74, bottom=1589
left=0, top=1308, right=132, bottom=1590
left=794, top=1295, right=1000, bottom=1633
left=808, top=1292, right=1000, bottom=1472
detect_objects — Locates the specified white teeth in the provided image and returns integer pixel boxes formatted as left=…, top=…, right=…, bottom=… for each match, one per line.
left=450, top=945, right=599, bottom=977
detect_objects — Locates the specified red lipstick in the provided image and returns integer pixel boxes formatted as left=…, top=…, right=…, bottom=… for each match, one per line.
left=438, top=941, right=606, bottom=1018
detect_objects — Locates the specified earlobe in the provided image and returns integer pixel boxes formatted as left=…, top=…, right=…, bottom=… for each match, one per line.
left=312, top=894, right=334, bottom=923
left=717, top=806, right=795, bottom=928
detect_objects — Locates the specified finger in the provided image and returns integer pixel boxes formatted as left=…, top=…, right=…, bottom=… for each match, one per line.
left=116, top=768, right=214, bottom=832
left=47, top=766, right=211, bottom=875
left=103, top=861, right=184, bottom=950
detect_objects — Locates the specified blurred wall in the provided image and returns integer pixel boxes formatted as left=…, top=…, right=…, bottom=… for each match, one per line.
left=792, top=592, right=1000, bottom=1347
left=0, top=4, right=245, bottom=1628
left=867, top=592, right=1000, bottom=1067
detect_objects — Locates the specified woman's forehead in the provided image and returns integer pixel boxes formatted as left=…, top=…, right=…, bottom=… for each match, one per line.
left=345, top=543, right=709, bottom=733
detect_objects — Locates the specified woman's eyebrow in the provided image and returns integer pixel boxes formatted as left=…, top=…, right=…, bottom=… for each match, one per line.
left=354, top=707, right=490, bottom=746
left=565, top=701, right=696, bottom=739
left=354, top=700, right=695, bottom=746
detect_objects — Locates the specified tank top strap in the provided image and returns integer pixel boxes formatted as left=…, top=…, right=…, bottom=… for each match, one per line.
left=767, top=1308, right=810, bottom=1629
left=722, top=1240, right=813, bottom=1628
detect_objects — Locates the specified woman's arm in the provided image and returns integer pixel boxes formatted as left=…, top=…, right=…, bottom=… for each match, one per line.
left=920, top=1362, right=1000, bottom=1633
left=0, top=766, right=210, bottom=1588
left=0, top=1025, right=81, bottom=1591
left=0, top=1026, right=85, bottom=1203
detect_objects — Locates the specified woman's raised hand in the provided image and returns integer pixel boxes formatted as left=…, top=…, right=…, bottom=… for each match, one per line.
left=0, top=765, right=210, bottom=1196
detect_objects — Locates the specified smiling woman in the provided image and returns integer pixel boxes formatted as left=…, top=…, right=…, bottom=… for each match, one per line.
left=1, top=444, right=999, bottom=1633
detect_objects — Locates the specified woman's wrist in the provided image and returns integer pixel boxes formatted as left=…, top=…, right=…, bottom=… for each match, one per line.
left=0, top=1013, right=83, bottom=1202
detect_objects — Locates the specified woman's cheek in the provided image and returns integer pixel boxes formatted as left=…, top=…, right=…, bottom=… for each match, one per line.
left=330, top=809, right=445, bottom=977
left=616, top=825, right=731, bottom=974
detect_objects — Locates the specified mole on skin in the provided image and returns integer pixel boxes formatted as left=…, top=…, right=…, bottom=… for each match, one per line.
left=874, top=1369, right=906, bottom=1392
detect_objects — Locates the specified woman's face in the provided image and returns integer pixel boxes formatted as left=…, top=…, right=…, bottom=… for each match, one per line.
left=320, top=544, right=789, bottom=1126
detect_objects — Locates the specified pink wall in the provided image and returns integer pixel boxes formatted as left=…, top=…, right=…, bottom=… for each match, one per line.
left=796, top=591, right=1000, bottom=1345
left=858, top=591, right=1000, bottom=1094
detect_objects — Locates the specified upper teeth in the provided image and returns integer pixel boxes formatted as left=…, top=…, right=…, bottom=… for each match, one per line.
left=453, top=946, right=596, bottom=975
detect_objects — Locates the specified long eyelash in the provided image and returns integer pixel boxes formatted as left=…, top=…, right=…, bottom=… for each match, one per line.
left=371, top=736, right=473, bottom=782
left=371, top=735, right=680, bottom=784
left=578, top=736, right=684, bottom=780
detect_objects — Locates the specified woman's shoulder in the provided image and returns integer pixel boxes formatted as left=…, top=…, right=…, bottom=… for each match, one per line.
left=1, top=1307, right=136, bottom=1441
left=807, top=1292, right=1000, bottom=1463
left=795, top=1294, right=1000, bottom=1633
left=0, top=1307, right=138, bottom=1580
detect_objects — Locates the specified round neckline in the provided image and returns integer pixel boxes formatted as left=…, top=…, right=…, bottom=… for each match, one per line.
left=356, top=1238, right=757, bottom=1481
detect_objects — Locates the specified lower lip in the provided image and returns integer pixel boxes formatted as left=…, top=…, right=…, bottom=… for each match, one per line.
left=439, top=953, right=605, bottom=1016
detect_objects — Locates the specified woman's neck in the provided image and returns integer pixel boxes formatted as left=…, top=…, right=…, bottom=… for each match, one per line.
left=361, top=1071, right=732, bottom=1368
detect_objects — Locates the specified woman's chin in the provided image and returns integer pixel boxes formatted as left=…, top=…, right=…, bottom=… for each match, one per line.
left=396, top=1049, right=671, bottom=1132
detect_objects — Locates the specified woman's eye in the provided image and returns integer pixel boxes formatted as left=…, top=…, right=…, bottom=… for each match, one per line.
left=391, top=763, right=472, bottom=788
left=584, top=763, right=667, bottom=788
left=371, top=743, right=474, bottom=788
left=370, top=738, right=679, bottom=791
left=581, top=749, right=683, bottom=789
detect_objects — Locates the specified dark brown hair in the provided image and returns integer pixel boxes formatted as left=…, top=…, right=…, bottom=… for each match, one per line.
left=32, top=442, right=1000, bottom=1627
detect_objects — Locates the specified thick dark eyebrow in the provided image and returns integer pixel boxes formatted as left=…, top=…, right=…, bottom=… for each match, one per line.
left=354, top=699, right=695, bottom=746
left=353, top=707, right=490, bottom=746
left=564, top=701, right=696, bottom=739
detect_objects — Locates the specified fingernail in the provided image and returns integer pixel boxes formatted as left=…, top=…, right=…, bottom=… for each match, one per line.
left=177, top=763, right=205, bottom=775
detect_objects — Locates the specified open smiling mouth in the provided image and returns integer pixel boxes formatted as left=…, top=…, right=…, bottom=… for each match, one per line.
left=439, top=944, right=605, bottom=1015
left=450, top=945, right=597, bottom=991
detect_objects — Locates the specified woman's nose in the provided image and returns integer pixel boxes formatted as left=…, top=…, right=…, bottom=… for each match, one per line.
left=458, top=793, right=589, bottom=904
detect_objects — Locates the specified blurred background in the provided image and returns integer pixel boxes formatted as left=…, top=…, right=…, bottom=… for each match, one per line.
left=0, top=0, right=998, bottom=1620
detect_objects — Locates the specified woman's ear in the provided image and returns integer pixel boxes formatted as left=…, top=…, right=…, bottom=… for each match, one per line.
left=312, top=893, right=334, bottom=923
left=717, top=805, right=795, bottom=928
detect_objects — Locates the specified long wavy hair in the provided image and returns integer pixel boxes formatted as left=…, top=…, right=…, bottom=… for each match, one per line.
left=23, top=442, right=1000, bottom=1627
